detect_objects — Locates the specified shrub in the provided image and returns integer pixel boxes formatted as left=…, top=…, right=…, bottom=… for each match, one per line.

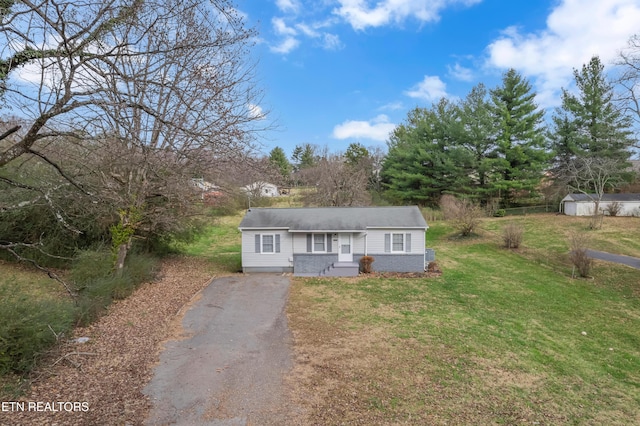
left=360, top=256, right=374, bottom=273
left=123, top=252, right=158, bottom=285
left=569, top=232, right=593, bottom=278
left=69, top=249, right=113, bottom=292
left=494, top=209, right=506, bottom=217
left=427, top=261, right=441, bottom=273
left=502, top=223, right=524, bottom=249
left=0, top=281, right=75, bottom=374
left=70, top=249, right=158, bottom=325
left=440, top=194, right=484, bottom=237
left=605, top=201, right=622, bottom=217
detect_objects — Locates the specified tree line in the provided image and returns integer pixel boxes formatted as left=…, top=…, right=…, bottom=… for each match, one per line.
left=382, top=56, right=636, bottom=208
left=266, top=53, right=639, bottom=210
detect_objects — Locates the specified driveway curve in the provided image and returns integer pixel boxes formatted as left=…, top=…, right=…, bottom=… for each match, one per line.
left=144, top=274, right=298, bottom=425
left=586, top=249, right=640, bottom=270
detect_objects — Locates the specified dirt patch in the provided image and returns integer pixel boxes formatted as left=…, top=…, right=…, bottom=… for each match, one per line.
left=7, top=256, right=215, bottom=426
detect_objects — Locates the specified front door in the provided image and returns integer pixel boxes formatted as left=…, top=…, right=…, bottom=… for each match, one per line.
left=338, top=233, right=352, bottom=262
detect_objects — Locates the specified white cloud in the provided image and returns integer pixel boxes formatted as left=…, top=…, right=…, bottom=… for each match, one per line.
left=273, top=17, right=297, bottom=36
left=248, top=103, right=266, bottom=120
left=270, top=36, right=300, bottom=54
left=295, top=23, right=319, bottom=37
left=448, top=63, right=474, bottom=82
left=378, top=101, right=405, bottom=111
left=276, top=0, right=301, bottom=14
left=322, top=33, right=344, bottom=50
left=404, top=75, right=449, bottom=101
left=270, top=17, right=343, bottom=54
left=332, top=114, right=396, bottom=141
left=270, top=17, right=300, bottom=54
left=333, top=0, right=482, bottom=30
left=486, top=0, right=640, bottom=107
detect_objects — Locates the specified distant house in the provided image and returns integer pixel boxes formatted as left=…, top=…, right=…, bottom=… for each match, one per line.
left=238, top=206, right=428, bottom=277
left=243, top=181, right=279, bottom=198
left=560, top=193, right=640, bottom=216
left=191, top=178, right=222, bottom=201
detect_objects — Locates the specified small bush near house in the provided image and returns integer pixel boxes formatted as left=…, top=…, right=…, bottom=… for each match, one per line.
left=426, top=261, right=441, bottom=273
left=502, top=223, right=524, bottom=249
left=360, top=256, right=374, bottom=273
left=569, top=232, right=592, bottom=278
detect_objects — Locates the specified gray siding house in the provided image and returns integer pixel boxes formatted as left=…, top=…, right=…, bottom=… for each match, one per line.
left=238, top=206, right=428, bottom=276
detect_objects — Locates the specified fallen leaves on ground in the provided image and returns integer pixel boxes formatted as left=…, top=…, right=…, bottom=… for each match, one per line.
left=9, top=256, right=215, bottom=426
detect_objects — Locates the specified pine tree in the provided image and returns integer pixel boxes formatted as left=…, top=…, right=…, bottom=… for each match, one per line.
left=291, top=144, right=316, bottom=171
left=553, top=56, right=634, bottom=162
left=268, top=146, right=291, bottom=181
left=455, top=83, right=497, bottom=202
left=490, top=69, right=548, bottom=206
left=381, top=100, right=473, bottom=206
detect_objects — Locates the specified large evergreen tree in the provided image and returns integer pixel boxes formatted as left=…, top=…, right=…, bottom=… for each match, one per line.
left=490, top=69, right=548, bottom=206
left=381, top=99, right=473, bottom=206
left=454, top=83, right=497, bottom=202
left=552, top=56, right=634, bottom=163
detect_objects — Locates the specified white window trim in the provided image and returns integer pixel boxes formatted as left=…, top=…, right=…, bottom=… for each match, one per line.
left=261, top=233, right=276, bottom=254
left=391, top=233, right=405, bottom=253
left=312, top=233, right=327, bottom=253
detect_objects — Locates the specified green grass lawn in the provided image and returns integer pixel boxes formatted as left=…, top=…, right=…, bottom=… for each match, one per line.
left=289, top=214, right=640, bottom=424
left=171, top=214, right=243, bottom=273
left=3, top=209, right=639, bottom=423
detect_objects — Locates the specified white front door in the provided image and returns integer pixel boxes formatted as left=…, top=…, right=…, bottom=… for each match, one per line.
left=338, top=233, right=352, bottom=262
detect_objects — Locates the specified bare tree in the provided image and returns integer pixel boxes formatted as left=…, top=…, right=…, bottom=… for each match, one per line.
left=0, top=0, right=265, bottom=268
left=558, top=156, right=624, bottom=229
left=616, top=34, right=640, bottom=145
left=299, top=155, right=371, bottom=207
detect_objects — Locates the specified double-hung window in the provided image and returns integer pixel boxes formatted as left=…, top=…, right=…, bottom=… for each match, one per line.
left=392, top=233, right=404, bottom=252
left=306, top=233, right=331, bottom=253
left=384, top=232, right=412, bottom=253
left=262, top=235, right=275, bottom=253
left=313, top=233, right=326, bottom=252
left=255, top=234, right=280, bottom=253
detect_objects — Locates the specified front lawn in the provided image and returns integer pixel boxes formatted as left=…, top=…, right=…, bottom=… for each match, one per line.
left=288, top=214, right=640, bottom=424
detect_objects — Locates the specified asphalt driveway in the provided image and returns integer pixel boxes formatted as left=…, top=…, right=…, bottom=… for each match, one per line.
left=586, top=249, right=640, bottom=269
left=144, top=274, right=297, bottom=425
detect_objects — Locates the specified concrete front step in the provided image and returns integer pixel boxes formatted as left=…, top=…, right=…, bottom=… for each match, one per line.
left=321, top=262, right=359, bottom=277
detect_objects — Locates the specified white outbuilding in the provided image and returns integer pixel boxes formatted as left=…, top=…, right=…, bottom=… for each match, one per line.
left=560, top=193, right=640, bottom=216
left=242, top=181, right=279, bottom=198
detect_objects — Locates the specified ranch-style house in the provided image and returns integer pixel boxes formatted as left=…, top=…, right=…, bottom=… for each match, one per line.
left=238, top=206, right=428, bottom=277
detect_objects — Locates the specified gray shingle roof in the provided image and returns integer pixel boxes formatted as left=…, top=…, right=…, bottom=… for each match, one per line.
left=564, top=193, right=640, bottom=202
left=238, top=206, right=428, bottom=231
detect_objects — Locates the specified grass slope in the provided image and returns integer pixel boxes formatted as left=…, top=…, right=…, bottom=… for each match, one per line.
left=289, top=214, right=640, bottom=425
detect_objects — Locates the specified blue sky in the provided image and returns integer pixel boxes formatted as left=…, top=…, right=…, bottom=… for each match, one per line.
left=240, top=0, right=640, bottom=156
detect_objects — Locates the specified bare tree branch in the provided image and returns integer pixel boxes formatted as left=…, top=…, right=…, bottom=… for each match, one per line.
left=1, top=241, right=76, bottom=298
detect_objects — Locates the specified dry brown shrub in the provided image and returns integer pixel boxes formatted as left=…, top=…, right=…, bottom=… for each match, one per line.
left=569, top=232, right=593, bottom=278
left=360, top=256, right=374, bottom=273
left=502, top=223, right=524, bottom=249
left=440, top=194, right=484, bottom=236
left=605, top=201, right=622, bottom=217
